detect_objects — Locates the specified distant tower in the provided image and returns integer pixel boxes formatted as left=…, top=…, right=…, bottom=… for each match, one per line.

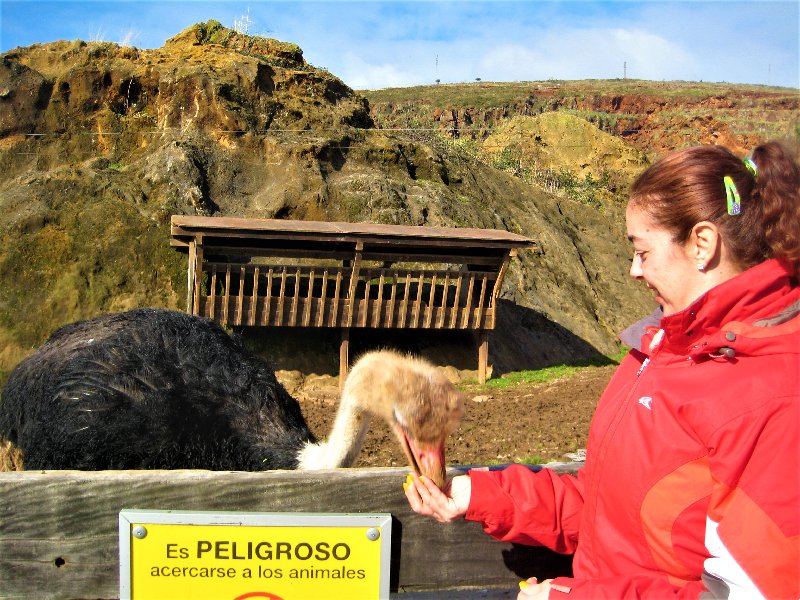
left=234, top=7, right=252, bottom=35
left=624, top=61, right=627, bottom=79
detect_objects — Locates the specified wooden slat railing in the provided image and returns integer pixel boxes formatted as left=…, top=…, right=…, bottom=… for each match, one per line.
left=198, top=263, right=498, bottom=331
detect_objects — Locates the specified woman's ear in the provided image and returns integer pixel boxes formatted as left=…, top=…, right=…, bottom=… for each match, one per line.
left=690, top=221, right=721, bottom=270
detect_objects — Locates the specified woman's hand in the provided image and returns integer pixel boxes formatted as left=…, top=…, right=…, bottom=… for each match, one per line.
left=403, top=473, right=471, bottom=522
left=518, top=578, right=553, bottom=599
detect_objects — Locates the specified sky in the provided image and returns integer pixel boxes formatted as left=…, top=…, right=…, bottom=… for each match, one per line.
left=1, top=1, right=798, bottom=90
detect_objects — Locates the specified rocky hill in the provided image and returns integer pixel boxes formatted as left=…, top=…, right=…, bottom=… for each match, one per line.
left=0, top=21, right=796, bottom=383
left=364, top=79, right=799, bottom=161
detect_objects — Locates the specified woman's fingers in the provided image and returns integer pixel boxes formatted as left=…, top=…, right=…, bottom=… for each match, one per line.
left=404, top=473, right=445, bottom=521
left=404, top=473, right=471, bottom=523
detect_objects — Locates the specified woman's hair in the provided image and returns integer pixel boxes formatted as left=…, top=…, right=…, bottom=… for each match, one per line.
left=628, top=141, right=800, bottom=269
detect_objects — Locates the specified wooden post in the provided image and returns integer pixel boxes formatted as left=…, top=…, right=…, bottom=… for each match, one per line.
left=474, top=274, right=488, bottom=328
left=438, top=272, right=450, bottom=328
left=303, top=269, right=315, bottom=326
left=249, top=266, right=259, bottom=326
left=192, top=235, right=204, bottom=315
left=331, top=270, right=342, bottom=326
left=290, top=267, right=301, bottom=326
left=400, top=273, right=411, bottom=328
left=450, top=272, right=463, bottom=328
left=461, top=274, right=475, bottom=329
left=489, top=250, right=515, bottom=329
left=345, top=243, right=363, bottom=328
left=262, top=268, right=274, bottom=325
left=186, top=239, right=196, bottom=313
left=413, top=274, right=424, bottom=327
left=478, top=329, right=489, bottom=384
left=276, top=268, right=287, bottom=326
left=386, top=271, right=398, bottom=328
left=236, top=266, right=246, bottom=325
left=209, top=266, right=217, bottom=320
left=317, top=269, right=329, bottom=327
left=222, top=265, right=231, bottom=326
left=339, top=328, right=350, bottom=392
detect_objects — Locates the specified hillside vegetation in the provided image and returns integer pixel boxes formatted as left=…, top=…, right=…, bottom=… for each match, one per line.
left=0, top=21, right=797, bottom=385
left=363, top=79, right=799, bottom=160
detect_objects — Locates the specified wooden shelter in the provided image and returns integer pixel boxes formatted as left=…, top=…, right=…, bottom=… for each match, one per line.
left=170, top=216, right=533, bottom=384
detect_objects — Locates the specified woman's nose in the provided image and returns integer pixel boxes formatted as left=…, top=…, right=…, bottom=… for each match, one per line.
left=630, top=255, right=643, bottom=278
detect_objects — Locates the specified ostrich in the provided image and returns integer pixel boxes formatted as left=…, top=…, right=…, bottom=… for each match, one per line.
left=0, top=308, right=463, bottom=487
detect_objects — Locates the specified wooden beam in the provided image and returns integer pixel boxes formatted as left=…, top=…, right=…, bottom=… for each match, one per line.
left=490, top=250, right=514, bottom=307
left=196, top=246, right=507, bottom=268
left=170, top=215, right=534, bottom=249
left=478, top=329, right=489, bottom=385
left=0, top=465, right=576, bottom=599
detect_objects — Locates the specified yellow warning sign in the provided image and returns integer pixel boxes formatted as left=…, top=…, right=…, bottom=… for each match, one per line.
left=119, top=510, right=391, bottom=600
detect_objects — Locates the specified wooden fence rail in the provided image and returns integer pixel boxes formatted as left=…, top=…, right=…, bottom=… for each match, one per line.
left=0, top=465, right=578, bottom=599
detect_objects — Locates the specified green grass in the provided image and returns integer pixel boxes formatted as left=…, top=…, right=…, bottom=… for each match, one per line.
left=362, top=79, right=796, bottom=107
left=468, top=348, right=628, bottom=391
left=562, top=109, right=638, bottom=128
left=363, top=81, right=798, bottom=155
left=480, top=455, right=547, bottom=467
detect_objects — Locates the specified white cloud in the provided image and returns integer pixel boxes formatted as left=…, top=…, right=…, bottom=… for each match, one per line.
left=340, top=52, right=421, bottom=89
left=475, top=27, right=695, bottom=82
left=118, top=28, right=142, bottom=48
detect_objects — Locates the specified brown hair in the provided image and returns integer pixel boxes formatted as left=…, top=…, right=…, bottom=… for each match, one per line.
left=628, top=141, right=800, bottom=270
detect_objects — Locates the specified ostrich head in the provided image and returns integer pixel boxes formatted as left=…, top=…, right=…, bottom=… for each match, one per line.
left=375, top=360, right=464, bottom=488
left=297, top=350, right=464, bottom=488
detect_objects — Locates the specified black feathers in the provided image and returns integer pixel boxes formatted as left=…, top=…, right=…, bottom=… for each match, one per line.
left=0, top=308, right=316, bottom=470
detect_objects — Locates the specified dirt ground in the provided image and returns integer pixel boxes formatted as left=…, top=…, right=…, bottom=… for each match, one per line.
left=290, top=364, right=617, bottom=470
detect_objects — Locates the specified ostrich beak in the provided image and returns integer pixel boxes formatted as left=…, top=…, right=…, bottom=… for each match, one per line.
left=393, top=422, right=447, bottom=488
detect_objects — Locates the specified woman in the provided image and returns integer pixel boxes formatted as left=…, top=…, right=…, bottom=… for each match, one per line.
left=404, top=141, right=799, bottom=599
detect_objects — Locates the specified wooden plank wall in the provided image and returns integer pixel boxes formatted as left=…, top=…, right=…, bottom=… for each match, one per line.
left=0, top=465, right=578, bottom=599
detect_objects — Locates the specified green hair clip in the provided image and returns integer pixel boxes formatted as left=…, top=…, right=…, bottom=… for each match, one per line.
left=743, top=157, right=758, bottom=179
left=724, top=175, right=741, bottom=215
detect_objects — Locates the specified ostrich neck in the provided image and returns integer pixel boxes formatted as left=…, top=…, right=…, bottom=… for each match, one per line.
left=296, top=389, right=371, bottom=469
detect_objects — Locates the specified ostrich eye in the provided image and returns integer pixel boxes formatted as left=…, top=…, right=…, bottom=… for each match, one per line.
left=393, top=406, right=408, bottom=428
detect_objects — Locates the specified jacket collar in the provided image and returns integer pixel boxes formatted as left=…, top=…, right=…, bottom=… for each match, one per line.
left=624, top=259, right=798, bottom=356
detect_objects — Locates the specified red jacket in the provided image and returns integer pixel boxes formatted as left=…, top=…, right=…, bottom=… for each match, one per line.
left=466, top=259, right=800, bottom=599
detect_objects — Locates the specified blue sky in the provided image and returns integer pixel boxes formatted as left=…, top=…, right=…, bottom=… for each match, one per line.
left=1, top=1, right=798, bottom=89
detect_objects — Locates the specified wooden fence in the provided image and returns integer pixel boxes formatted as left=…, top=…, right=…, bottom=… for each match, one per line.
left=0, top=464, right=578, bottom=599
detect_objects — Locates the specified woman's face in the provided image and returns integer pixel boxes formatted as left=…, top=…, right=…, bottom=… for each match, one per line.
left=626, top=206, right=704, bottom=316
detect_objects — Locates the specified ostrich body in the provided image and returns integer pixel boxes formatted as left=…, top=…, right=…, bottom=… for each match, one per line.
left=0, top=308, right=463, bottom=486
